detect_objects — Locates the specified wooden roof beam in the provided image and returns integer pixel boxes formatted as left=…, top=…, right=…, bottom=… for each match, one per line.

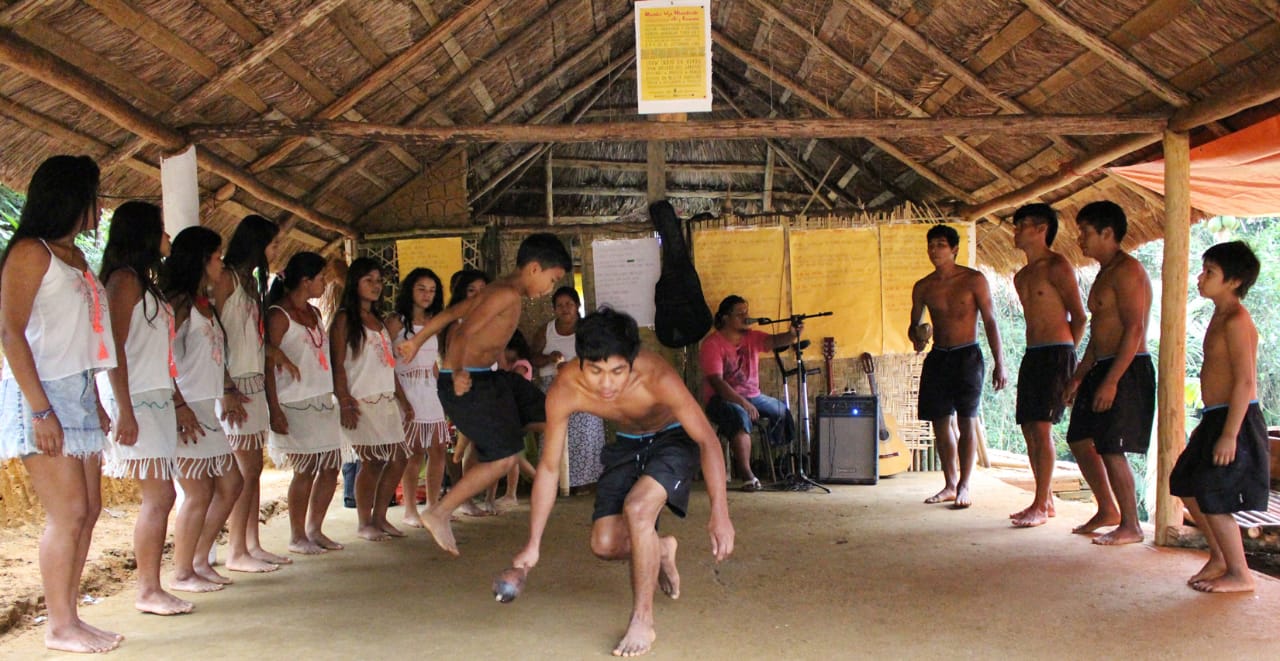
left=1020, top=0, right=1191, bottom=107
left=960, top=74, right=1280, bottom=221
left=742, top=1, right=1018, bottom=190
left=406, top=0, right=497, bottom=114
left=0, top=0, right=50, bottom=26
left=0, top=27, right=354, bottom=237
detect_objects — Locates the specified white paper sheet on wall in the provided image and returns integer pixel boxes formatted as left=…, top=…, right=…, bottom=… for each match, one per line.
left=160, top=145, right=200, bottom=234
left=591, top=237, right=661, bottom=326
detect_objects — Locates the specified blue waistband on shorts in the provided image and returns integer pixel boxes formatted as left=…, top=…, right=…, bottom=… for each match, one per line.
left=439, top=367, right=493, bottom=374
left=1027, top=342, right=1075, bottom=350
left=932, top=341, right=978, bottom=352
left=617, top=422, right=682, bottom=440
left=1201, top=400, right=1259, bottom=414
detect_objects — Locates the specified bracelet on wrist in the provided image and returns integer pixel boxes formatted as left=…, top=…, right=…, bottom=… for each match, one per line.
left=31, top=407, right=55, bottom=422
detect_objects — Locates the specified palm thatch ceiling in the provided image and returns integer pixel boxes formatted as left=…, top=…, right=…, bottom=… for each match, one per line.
left=2, top=0, right=1279, bottom=272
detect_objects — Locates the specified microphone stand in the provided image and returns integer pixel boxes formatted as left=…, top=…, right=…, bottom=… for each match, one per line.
left=761, top=312, right=832, bottom=493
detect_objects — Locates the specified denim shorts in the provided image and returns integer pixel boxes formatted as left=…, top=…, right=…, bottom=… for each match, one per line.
left=0, top=371, right=105, bottom=459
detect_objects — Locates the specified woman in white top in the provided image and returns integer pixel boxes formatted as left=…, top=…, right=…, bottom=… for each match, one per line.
left=331, top=258, right=409, bottom=541
left=162, top=226, right=246, bottom=591
left=387, top=268, right=448, bottom=527
left=531, top=286, right=605, bottom=489
left=97, top=201, right=198, bottom=615
left=214, top=214, right=291, bottom=571
left=265, top=252, right=343, bottom=555
left=0, top=156, right=121, bottom=653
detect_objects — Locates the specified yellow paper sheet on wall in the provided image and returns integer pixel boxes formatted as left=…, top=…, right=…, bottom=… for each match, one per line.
left=879, top=223, right=974, bottom=354
left=789, top=228, right=881, bottom=360
left=396, top=237, right=463, bottom=286
left=692, top=227, right=786, bottom=324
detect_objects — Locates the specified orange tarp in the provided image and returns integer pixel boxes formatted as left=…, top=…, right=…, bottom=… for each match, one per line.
left=1109, top=114, right=1280, bottom=217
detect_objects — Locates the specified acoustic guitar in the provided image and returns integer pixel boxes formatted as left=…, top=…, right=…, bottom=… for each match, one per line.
left=859, top=351, right=911, bottom=477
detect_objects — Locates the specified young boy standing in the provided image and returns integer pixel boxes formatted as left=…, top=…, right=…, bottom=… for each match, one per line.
left=1171, top=240, right=1268, bottom=593
left=396, top=233, right=571, bottom=555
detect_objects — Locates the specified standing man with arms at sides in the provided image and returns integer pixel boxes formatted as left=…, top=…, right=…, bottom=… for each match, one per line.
left=699, top=295, right=798, bottom=492
left=515, top=308, right=734, bottom=657
left=1171, top=241, right=1267, bottom=592
left=1010, top=204, right=1086, bottom=528
left=396, top=233, right=570, bottom=555
left=1064, top=201, right=1154, bottom=545
left=910, top=224, right=1007, bottom=508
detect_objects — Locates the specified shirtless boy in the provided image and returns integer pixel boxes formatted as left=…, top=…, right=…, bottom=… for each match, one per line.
left=1010, top=204, right=1086, bottom=528
left=514, top=308, right=734, bottom=657
left=1171, top=241, right=1266, bottom=592
left=396, top=233, right=570, bottom=554
left=1064, top=201, right=1154, bottom=545
left=910, top=225, right=1007, bottom=508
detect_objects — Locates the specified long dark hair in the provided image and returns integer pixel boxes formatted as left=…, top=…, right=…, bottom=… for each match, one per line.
left=395, top=268, right=443, bottom=340
left=266, top=251, right=325, bottom=306
left=99, top=200, right=166, bottom=323
left=0, top=155, right=100, bottom=275
left=337, top=257, right=383, bottom=356
left=448, top=269, right=490, bottom=307
left=161, top=226, right=228, bottom=356
left=223, top=214, right=278, bottom=297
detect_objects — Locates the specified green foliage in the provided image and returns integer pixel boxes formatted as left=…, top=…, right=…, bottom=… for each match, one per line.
left=0, top=182, right=109, bottom=271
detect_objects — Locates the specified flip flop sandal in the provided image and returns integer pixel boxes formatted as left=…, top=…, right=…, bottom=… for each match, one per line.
left=740, top=478, right=762, bottom=492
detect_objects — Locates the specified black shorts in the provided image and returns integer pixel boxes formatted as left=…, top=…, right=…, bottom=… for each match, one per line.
left=917, top=343, right=984, bottom=420
left=1170, top=403, right=1270, bottom=514
left=438, top=370, right=545, bottom=462
left=592, top=424, right=699, bottom=522
left=1015, top=344, right=1077, bottom=425
left=1065, top=354, right=1155, bottom=454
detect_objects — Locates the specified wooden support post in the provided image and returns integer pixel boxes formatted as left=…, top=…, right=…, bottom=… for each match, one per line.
left=762, top=146, right=775, bottom=212
left=1155, top=129, right=1190, bottom=547
left=545, top=148, right=554, bottom=225
left=646, top=113, right=684, bottom=203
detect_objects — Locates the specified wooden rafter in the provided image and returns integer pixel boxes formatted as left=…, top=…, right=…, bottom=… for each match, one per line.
left=0, top=27, right=354, bottom=236
left=406, top=0, right=497, bottom=113
left=0, top=0, right=49, bottom=25
left=1020, top=0, right=1191, bottom=107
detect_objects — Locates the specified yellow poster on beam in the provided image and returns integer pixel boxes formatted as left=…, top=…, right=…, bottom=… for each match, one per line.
left=634, top=0, right=712, bottom=114
left=395, top=237, right=463, bottom=288
left=789, top=228, right=882, bottom=360
left=692, top=227, right=786, bottom=327
left=879, top=223, right=974, bottom=355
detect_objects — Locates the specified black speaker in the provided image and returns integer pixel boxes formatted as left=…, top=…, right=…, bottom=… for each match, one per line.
left=814, top=395, right=879, bottom=485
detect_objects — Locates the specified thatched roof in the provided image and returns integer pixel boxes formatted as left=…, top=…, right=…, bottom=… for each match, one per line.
left=2, top=0, right=1278, bottom=271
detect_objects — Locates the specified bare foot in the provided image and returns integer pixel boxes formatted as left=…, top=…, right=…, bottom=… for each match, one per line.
left=456, top=500, right=490, bottom=517
left=169, top=574, right=224, bottom=594
left=1188, top=558, right=1227, bottom=585
left=288, top=538, right=327, bottom=555
left=658, top=536, right=680, bottom=599
left=194, top=564, right=233, bottom=585
left=951, top=485, right=972, bottom=509
left=497, top=494, right=519, bottom=511
left=380, top=521, right=406, bottom=537
left=226, top=554, right=281, bottom=573
left=1192, top=571, right=1256, bottom=593
left=1012, top=505, right=1050, bottom=528
left=1071, top=511, right=1121, bottom=534
left=1009, top=504, right=1033, bottom=519
left=924, top=487, right=956, bottom=504
left=422, top=509, right=460, bottom=556
left=136, top=589, right=195, bottom=614
left=249, top=547, right=292, bottom=565
left=45, top=624, right=119, bottom=653
left=310, top=532, right=345, bottom=550
left=612, top=615, right=656, bottom=657
left=357, top=525, right=390, bottom=542
left=480, top=500, right=498, bottom=515
left=1093, top=526, right=1144, bottom=545
left=77, top=618, right=124, bottom=643
left=402, top=512, right=426, bottom=528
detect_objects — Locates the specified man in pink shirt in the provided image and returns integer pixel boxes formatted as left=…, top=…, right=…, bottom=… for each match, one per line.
left=699, top=295, right=798, bottom=491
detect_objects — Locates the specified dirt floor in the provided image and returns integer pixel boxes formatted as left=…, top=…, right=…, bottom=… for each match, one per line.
left=2, top=469, right=1279, bottom=659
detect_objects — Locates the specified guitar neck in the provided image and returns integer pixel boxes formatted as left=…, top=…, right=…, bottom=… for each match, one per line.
left=824, top=356, right=835, bottom=395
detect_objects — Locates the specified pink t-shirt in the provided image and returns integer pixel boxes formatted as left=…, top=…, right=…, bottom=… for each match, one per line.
left=698, top=329, right=769, bottom=403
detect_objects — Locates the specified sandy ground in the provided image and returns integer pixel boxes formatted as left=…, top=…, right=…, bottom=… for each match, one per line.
left=2, top=470, right=1279, bottom=660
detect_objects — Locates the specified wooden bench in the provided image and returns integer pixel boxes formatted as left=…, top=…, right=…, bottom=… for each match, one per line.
left=1232, top=490, right=1280, bottom=538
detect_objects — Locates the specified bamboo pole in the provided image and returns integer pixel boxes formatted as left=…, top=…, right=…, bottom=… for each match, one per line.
left=1155, top=129, right=1190, bottom=547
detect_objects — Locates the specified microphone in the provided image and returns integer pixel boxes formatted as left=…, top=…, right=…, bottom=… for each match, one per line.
left=744, top=316, right=774, bottom=325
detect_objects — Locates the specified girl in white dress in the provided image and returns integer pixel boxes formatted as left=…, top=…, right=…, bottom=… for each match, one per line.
left=265, top=252, right=343, bottom=555
left=532, top=286, right=605, bottom=489
left=331, top=258, right=409, bottom=541
left=0, top=156, right=121, bottom=653
left=163, top=226, right=246, bottom=590
left=97, top=201, right=196, bottom=614
left=214, top=214, right=290, bottom=571
left=387, top=268, right=448, bottom=527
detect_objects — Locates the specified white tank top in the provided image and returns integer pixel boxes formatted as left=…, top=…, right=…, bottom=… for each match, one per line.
left=270, top=305, right=333, bottom=403
left=174, top=307, right=224, bottom=401
left=7, top=241, right=117, bottom=381
left=223, top=271, right=264, bottom=378
left=395, top=322, right=438, bottom=376
left=120, top=291, right=175, bottom=395
left=344, top=325, right=396, bottom=399
left=538, top=319, right=577, bottom=378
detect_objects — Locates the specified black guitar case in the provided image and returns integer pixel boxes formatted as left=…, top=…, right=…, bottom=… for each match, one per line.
left=650, top=200, right=713, bottom=348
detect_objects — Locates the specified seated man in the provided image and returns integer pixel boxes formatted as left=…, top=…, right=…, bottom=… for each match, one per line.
left=698, top=295, right=798, bottom=491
